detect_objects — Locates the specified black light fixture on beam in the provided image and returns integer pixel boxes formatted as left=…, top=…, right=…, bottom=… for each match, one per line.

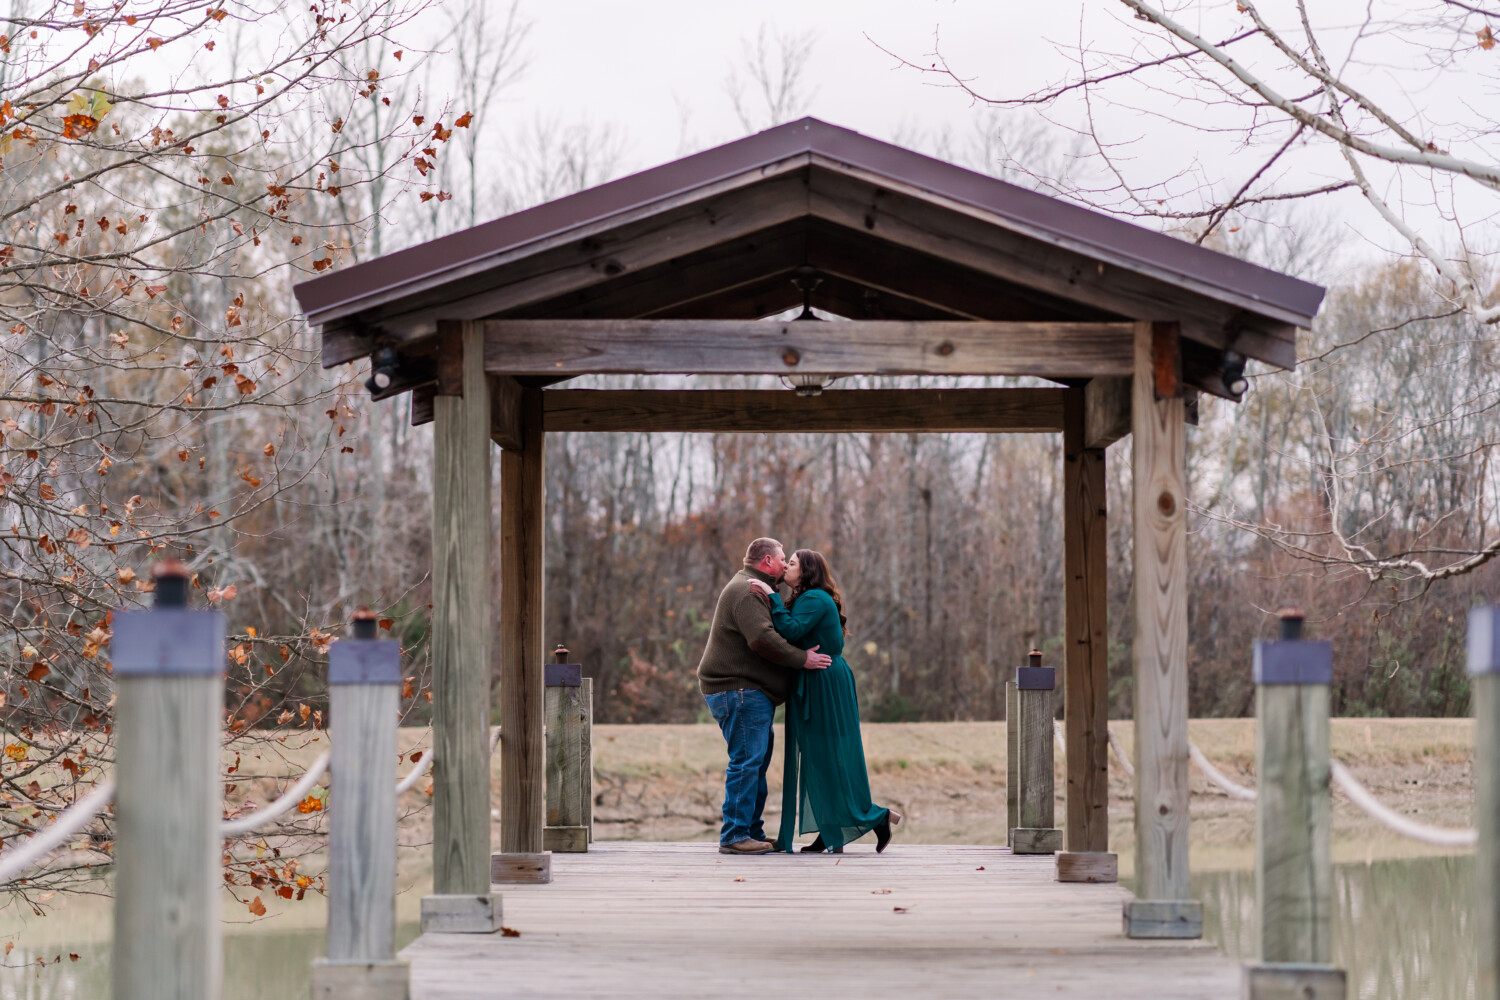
left=1219, top=350, right=1248, bottom=398
left=364, top=345, right=400, bottom=395
left=782, top=267, right=836, bottom=397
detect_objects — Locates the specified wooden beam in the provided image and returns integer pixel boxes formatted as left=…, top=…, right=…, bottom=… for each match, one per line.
left=489, top=374, right=523, bottom=450
left=807, top=168, right=1299, bottom=369
left=480, top=319, right=1134, bottom=378
left=499, top=387, right=546, bottom=855
left=429, top=320, right=493, bottom=897
left=322, top=167, right=816, bottom=365
left=542, top=389, right=1064, bottom=433
left=1083, top=377, right=1131, bottom=449
left=1062, top=388, right=1111, bottom=858
left=1124, top=320, right=1200, bottom=938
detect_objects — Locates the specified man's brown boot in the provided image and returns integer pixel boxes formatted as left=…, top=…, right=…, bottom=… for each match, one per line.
left=718, top=838, right=774, bottom=855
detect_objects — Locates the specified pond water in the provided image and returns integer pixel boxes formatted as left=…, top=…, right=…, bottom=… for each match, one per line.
left=1194, top=854, right=1475, bottom=1000
left=0, top=855, right=1474, bottom=998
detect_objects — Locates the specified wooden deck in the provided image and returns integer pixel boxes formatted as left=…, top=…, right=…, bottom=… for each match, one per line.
left=402, top=842, right=1239, bottom=999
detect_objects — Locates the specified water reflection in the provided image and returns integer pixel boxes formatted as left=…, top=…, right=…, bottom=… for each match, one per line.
left=0, top=920, right=421, bottom=1000
left=1196, top=855, right=1475, bottom=1000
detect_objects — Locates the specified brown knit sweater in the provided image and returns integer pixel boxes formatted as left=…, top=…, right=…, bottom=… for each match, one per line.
left=696, top=566, right=807, bottom=704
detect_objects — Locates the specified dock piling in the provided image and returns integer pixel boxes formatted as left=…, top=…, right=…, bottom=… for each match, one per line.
left=1011, top=650, right=1063, bottom=855
left=111, top=560, right=225, bottom=1000
left=312, top=609, right=410, bottom=999
left=1472, top=605, right=1500, bottom=1000
left=543, top=643, right=592, bottom=853
left=1242, top=609, right=1346, bottom=1000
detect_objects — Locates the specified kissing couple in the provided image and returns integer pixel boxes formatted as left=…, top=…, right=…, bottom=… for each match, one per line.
left=696, top=537, right=902, bottom=855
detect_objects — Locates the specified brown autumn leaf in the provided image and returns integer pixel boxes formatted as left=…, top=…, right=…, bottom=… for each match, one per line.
left=146, top=37, right=162, bottom=49
left=263, top=443, right=276, bottom=456
left=501, top=927, right=521, bottom=938
left=275, top=885, right=294, bottom=899
left=276, top=708, right=294, bottom=725
left=408, top=750, right=423, bottom=764
left=378, top=618, right=393, bottom=630
left=454, top=111, right=474, bottom=128
left=26, top=663, right=48, bottom=682
left=1480, top=25, right=1496, bottom=50
left=299, top=703, right=311, bottom=722
left=234, top=373, right=256, bottom=395
left=247, top=896, right=266, bottom=916
left=38, top=483, right=55, bottom=501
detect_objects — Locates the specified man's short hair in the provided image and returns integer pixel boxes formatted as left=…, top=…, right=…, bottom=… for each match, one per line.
left=744, top=537, right=783, bottom=566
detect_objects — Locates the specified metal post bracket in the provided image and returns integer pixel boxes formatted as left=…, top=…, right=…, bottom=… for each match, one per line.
left=1253, top=640, right=1332, bottom=686
left=112, top=609, right=226, bottom=677
left=329, top=640, right=402, bottom=685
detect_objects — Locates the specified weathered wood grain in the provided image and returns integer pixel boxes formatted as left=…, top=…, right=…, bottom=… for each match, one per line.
left=488, top=374, right=522, bottom=450
left=1255, top=684, right=1332, bottom=964
left=543, top=683, right=588, bottom=852
left=1005, top=680, right=1018, bottom=848
left=1056, top=851, right=1118, bottom=884
left=499, top=387, right=545, bottom=855
left=1129, top=321, right=1194, bottom=916
left=401, top=842, right=1242, bottom=999
left=582, top=677, right=594, bottom=842
left=1083, top=376, right=1131, bottom=449
left=113, top=674, right=222, bottom=1000
left=328, top=683, right=400, bottom=962
left=1063, top=389, right=1111, bottom=856
left=543, top=388, right=1065, bottom=433
left=1014, top=684, right=1059, bottom=855
left=1480, top=669, right=1500, bottom=1000
left=430, top=321, right=494, bottom=896
left=481, top=319, right=1134, bottom=377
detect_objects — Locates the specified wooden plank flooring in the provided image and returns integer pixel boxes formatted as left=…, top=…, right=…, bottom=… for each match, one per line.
left=403, top=842, right=1239, bottom=998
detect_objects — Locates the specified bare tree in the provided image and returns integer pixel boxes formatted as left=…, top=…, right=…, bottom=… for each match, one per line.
left=724, top=25, right=817, bottom=134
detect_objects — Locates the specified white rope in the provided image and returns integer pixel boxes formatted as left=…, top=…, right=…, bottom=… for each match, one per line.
left=221, top=751, right=331, bottom=837
left=1108, top=726, right=1135, bottom=779
left=0, top=780, right=115, bottom=885
left=1188, top=742, right=1257, bottom=801
left=1329, top=759, right=1477, bottom=848
left=396, top=749, right=435, bottom=795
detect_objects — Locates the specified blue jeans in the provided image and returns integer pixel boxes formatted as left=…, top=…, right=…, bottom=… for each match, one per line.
left=704, top=689, right=776, bottom=845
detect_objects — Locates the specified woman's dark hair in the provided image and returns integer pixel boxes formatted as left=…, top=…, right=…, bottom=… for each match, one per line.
left=790, top=549, right=848, bottom=635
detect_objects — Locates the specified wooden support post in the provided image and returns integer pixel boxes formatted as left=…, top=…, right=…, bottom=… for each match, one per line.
left=544, top=644, right=590, bottom=853
left=1123, top=320, right=1201, bottom=940
left=496, top=385, right=551, bottom=884
left=423, top=320, right=504, bottom=933
left=1471, top=606, right=1500, bottom=1000
left=1006, top=679, right=1018, bottom=848
left=313, top=612, right=410, bottom=1000
left=1011, top=652, right=1063, bottom=855
left=111, top=562, right=225, bottom=1000
left=1058, top=386, right=1116, bottom=883
left=1243, top=611, right=1344, bottom=1000
left=582, top=677, right=594, bottom=842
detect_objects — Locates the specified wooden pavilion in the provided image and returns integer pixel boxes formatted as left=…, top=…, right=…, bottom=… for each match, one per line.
left=292, top=118, right=1324, bottom=939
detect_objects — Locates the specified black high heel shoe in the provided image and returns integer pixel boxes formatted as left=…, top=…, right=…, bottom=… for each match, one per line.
left=875, top=808, right=903, bottom=854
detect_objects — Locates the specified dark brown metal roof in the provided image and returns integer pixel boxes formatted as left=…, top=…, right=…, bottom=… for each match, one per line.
left=294, top=117, right=1324, bottom=332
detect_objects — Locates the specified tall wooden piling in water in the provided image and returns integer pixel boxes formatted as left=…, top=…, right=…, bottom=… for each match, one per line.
left=111, top=561, right=225, bottom=1000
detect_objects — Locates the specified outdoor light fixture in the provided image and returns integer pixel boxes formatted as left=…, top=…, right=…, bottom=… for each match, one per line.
left=1220, top=350, right=1248, bottom=397
left=364, top=345, right=399, bottom=395
left=781, top=267, right=836, bottom=397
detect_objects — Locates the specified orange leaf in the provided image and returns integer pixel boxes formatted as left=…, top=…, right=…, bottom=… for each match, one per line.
left=247, top=896, right=266, bottom=916
left=26, top=663, right=47, bottom=682
left=1480, top=25, right=1496, bottom=50
left=455, top=111, right=473, bottom=128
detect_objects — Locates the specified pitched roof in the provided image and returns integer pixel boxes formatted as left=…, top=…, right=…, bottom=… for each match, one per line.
left=295, top=118, right=1324, bottom=367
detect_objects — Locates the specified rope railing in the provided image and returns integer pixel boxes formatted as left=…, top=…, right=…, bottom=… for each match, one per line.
left=1108, top=726, right=1135, bottom=779
left=0, top=780, right=115, bottom=885
left=1187, top=742, right=1257, bottom=802
left=1329, top=759, right=1477, bottom=848
left=221, top=752, right=332, bottom=837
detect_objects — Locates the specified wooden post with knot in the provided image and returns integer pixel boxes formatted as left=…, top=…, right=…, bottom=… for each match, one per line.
left=1011, top=650, right=1063, bottom=855
left=111, top=560, right=226, bottom=1000
left=543, top=643, right=593, bottom=853
left=312, top=608, right=410, bottom=999
left=1242, top=609, right=1346, bottom=1000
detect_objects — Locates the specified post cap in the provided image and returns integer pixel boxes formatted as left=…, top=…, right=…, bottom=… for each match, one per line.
left=1276, top=607, right=1305, bottom=640
left=152, top=558, right=190, bottom=608
left=1028, top=648, right=1043, bottom=668
left=553, top=643, right=570, bottom=663
left=351, top=606, right=378, bottom=640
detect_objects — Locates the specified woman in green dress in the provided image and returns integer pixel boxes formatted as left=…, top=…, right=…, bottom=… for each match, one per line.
left=748, top=549, right=901, bottom=854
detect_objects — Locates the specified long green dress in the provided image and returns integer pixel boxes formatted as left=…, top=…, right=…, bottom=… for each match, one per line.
left=766, top=588, right=890, bottom=852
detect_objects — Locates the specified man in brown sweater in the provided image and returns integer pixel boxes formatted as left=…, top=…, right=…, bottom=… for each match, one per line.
left=698, top=537, right=830, bottom=855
